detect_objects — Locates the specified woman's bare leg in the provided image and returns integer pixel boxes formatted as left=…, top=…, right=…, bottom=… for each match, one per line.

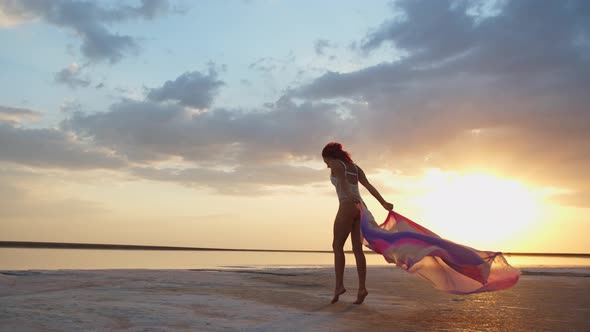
left=351, top=209, right=368, bottom=304
left=331, top=201, right=355, bottom=303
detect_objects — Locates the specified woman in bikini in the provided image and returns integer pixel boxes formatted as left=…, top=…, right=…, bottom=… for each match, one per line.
left=322, top=143, right=521, bottom=302
left=322, top=142, right=394, bottom=304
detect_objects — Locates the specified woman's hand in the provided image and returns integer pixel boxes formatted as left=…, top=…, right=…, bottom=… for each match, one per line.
left=381, top=201, right=394, bottom=211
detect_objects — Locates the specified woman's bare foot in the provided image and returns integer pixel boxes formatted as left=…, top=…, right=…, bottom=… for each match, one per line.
left=353, top=289, right=368, bottom=304
left=331, top=286, right=347, bottom=304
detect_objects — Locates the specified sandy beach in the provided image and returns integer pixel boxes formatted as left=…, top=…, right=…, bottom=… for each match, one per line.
left=0, top=267, right=589, bottom=331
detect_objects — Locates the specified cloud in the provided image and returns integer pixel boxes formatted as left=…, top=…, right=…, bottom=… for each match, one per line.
left=54, top=63, right=91, bottom=88
left=147, top=69, right=225, bottom=109
left=0, top=0, right=170, bottom=63
left=0, top=3, right=28, bottom=26
left=291, top=0, right=590, bottom=206
left=59, top=99, right=82, bottom=113
left=0, top=122, right=126, bottom=169
left=314, top=39, right=336, bottom=56
left=60, top=80, right=347, bottom=192
left=0, top=105, right=41, bottom=123
left=249, top=57, right=276, bottom=73
left=64, top=95, right=350, bottom=166
left=297, top=0, right=589, bottom=100
left=360, top=0, right=477, bottom=61
left=60, top=65, right=345, bottom=170
left=248, top=53, right=296, bottom=73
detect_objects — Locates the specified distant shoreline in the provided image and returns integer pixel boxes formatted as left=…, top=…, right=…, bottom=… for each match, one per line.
left=1, top=241, right=589, bottom=257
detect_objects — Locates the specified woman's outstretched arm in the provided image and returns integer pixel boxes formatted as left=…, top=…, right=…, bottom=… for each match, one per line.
left=357, top=166, right=394, bottom=210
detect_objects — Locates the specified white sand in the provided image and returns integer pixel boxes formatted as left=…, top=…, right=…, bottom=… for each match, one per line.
left=1, top=267, right=588, bottom=331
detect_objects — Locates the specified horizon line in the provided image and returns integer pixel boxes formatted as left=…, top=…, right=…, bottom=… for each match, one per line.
left=1, top=241, right=589, bottom=257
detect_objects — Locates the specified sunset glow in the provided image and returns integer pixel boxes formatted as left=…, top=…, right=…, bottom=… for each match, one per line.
left=415, top=170, right=540, bottom=249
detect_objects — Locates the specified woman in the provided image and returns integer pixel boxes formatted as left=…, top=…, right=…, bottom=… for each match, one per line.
left=322, top=142, right=393, bottom=304
left=323, top=142, right=520, bottom=303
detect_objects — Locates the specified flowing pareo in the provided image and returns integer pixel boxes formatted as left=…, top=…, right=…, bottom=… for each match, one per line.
left=359, top=204, right=520, bottom=294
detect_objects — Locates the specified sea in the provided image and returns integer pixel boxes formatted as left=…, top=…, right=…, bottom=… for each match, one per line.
left=1, top=248, right=589, bottom=271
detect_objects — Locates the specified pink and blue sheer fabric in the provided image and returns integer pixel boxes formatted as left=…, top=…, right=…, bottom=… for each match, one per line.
left=360, top=206, right=520, bottom=294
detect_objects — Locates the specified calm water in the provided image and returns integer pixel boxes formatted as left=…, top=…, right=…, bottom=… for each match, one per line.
left=1, top=248, right=589, bottom=270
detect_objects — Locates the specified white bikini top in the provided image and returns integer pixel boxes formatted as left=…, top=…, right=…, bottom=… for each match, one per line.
left=330, top=160, right=362, bottom=202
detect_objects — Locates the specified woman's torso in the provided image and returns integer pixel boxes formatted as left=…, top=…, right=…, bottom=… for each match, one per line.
left=330, top=160, right=362, bottom=202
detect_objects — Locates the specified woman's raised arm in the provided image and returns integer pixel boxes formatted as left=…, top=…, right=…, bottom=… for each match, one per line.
left=358, top=166, right=394, bottom=210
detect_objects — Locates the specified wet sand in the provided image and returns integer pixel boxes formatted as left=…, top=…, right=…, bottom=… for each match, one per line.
left=0, top=267, right=589, bottom=331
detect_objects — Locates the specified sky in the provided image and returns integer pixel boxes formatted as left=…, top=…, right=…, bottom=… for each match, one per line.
left=0, top=0, right=589, bottom=253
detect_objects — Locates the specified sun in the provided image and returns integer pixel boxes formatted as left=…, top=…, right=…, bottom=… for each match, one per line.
left=414, top=169, right=541, bottom=250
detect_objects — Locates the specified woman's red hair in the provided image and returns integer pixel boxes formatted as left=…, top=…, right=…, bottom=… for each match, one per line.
left=322, top=142, right=353, bottom=163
